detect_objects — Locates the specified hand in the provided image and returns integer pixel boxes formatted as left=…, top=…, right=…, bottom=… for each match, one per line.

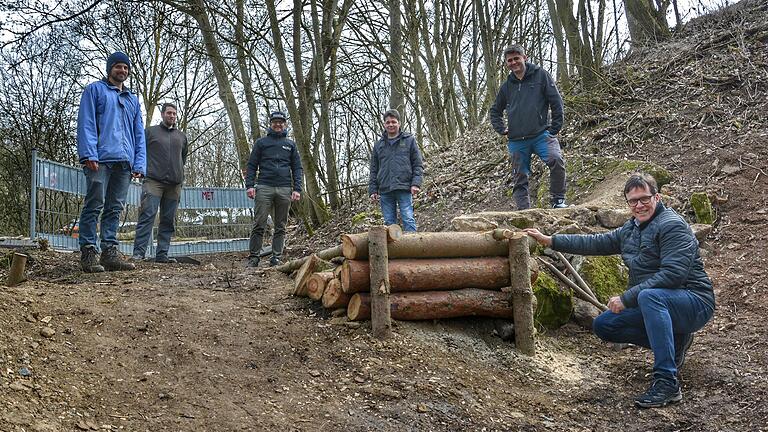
left=370, top=193, right=380, bottom=203
left=411, top=186, right=420, bottom=196
left=522, top=228, right=552, bottom=247
left=607, top=296, right=625, bottom=314
left=247, top=187, right=256, bottom=199
left=132, top=172, right=143, bottom=179
left=291, top=191, right=301, bottom=201
left=84, top=160, right=99, bottom=171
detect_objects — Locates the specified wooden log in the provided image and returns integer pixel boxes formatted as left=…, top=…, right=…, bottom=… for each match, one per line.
left=554, top=251, right=599, bottom=303
left=509, top=233, right=535, bottom=356
left=293, top=254, right=320, bottom=297
left=343, top=230, right=509, bottom=260
left=6, top=253, right=28, bottom=287
left=341, top=257, right=539, bottom=294
left=340, top=225, right=403, bottom=260
left=347, top=288, right=517, bottom=321
left=275, top=245, right=342, bottom=274
left=368, top=226, right=392, bottom=339
left=322, top=279, right=351, bottom=309
left=307, top=272, right=335, bottom=301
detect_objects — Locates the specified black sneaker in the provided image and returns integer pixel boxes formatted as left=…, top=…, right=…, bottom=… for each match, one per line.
left=269, top=257, right=282, bottom=267
left=552, top=199, right=568, bottom=209
left=100, top=246, right=136, bottom=271
left=634, top=378, right=682, bottom=408
left=675, top=333, right=694, bottom=371
left=247, top=257, right=260, bottom=268
left=155, top=256, right=177, bottom=264
left=80, top=245, right=105, bottom=273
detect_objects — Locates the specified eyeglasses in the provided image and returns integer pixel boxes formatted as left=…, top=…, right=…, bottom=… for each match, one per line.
left=626, top=195, right=654, bottom=207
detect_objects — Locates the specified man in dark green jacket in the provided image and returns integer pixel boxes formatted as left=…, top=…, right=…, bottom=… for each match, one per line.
left=525, top=173, right=715, bottom=408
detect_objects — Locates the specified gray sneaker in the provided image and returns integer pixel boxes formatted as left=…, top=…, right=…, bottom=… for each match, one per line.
left=247, top=257, right=260, bottom=268
left=552, top=199, right=568, bottom=209
left=269, top=257, right=282, bottom=267
left=80, top=245, right=105, bottom=273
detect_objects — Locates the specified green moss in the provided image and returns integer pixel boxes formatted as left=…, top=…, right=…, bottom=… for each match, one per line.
left=580, top=256, right=628, bottom=303
left=533, top=272, right=573, bottom=329
left=690, top=192, right=715, bottom=224
left=351, top=212, right=369, bottom=226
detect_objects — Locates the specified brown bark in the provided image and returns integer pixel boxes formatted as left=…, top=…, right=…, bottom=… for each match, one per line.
left=307, top=272, right=335, bottom=301
left=368, top=226, right=392, bottom=339
left=340, top=225, right=402, bottom=259
left=509, top=233, right=535, bottom=356
left=341, top=257, right=539, bottom=294
left=6, top=253, right=28, bottom=287
left=322, top=279, right=351, bottom=309
left=293, top=254, right=320, bottom=297
left=342, top=231, right=508, bottom=260
left=347, top=288, right=517, bottom=321
left=275, top=245, right=342, bottom=273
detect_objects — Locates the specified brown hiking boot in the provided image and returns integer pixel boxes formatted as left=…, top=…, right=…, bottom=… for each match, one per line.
left=80, top=245, right=105, bottom=273
left=100, top=246, right=136, bottom=271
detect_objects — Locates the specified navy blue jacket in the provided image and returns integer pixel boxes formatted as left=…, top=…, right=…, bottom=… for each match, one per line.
left=489, top=62, right=564, bottom=140
left=551, top=203, right=715, bottom=311
left=368, top=131, right=423, bottom=195
left=245, top=128, right=303, bottom=192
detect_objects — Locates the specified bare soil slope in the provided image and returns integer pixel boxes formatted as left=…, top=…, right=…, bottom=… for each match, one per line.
left=2, top=1, right=768, bottom=431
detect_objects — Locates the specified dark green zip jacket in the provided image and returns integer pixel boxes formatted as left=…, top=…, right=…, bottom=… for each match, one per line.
left=145, top=123, right=188, bottom=185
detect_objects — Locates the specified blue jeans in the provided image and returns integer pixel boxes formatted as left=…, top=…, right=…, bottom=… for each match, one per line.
left=593, top=288, right=714, bottom=383
left=79, top=162, right=132, bottom=250
left=507, top=131, right=566, bottom=209
left=132, top=179, right=181, bottom=259
left=380, top=190, right=416, bottom=232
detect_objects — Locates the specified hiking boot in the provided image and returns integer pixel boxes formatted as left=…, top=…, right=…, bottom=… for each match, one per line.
left=634, top=378, right=682, bottom=408
left=80, top=245, right=105, bottom=273
left=100, top=246, right=136, bottom=271
left=269, top=257, right=282, bottom=267
left=552, top=199, right=568, bottom=209
left=129, top=254, right=144, bottom=262
left=247, top=257, right=260, bottom=268
left=675, top=333, right=694, bottom=371
left=154, top=256, right=177, bottom=264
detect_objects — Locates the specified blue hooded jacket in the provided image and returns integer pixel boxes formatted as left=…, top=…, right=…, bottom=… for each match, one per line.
left=77, top=79, right=146, bottom=175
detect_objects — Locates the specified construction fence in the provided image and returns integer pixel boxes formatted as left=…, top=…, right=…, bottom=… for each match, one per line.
left=30, top=149, right=260, bottom=257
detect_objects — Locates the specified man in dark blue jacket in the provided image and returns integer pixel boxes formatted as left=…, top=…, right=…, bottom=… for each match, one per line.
left=368, top=109, right=423, bottom=232
left=490, top=45, right=566, bottom=210
left=244, top=111, right=303, bottom=267
left=525, top=173, right=715, bottom=408
left=77, top=51, right=146, bottom=273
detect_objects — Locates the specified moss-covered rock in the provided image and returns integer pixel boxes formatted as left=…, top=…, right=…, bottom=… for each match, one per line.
left=533, top=271, right=573, bottom=329
left=351, top=210, right=383, bottom=226
left=690, top=192, right=715, bottom=224
left=580, top=256, right=628, bottom=303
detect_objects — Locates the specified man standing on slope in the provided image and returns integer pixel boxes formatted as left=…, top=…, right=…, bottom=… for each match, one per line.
left=490, top=44, right=567, bottom=210
left=245, top=111, right=303, bottom=268
left=131, top=103, right=188, bottom=263
left=77, top=51, right=146, bottom=273
left=525, top=173, right=715, bottom=408
left=368, top=109, right=423, bottom=232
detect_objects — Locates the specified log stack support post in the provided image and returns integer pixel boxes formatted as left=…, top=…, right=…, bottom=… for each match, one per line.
left=508, top=233, right=535, bottom=356
left=6, top=253, right=28, bottom=287
left=368, top=226, right=392, bottom=339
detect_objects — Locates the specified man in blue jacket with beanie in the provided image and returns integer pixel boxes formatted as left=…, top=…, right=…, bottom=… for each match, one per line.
left=490, top=45, right=567, bottom=210
left=77, top=51, right=146, bottom=272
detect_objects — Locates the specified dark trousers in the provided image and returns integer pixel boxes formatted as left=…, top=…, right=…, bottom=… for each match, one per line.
left=249, top=185, right=291, bottom=259
left=132, top=178, right=182, bottom=259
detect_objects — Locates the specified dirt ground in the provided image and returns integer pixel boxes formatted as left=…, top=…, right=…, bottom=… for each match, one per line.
left=3, top=1, right=768, bottom=431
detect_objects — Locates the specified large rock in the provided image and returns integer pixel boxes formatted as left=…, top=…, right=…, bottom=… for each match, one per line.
left=595, top=208, right=630, bottom=228
left=458, top=207, right=596, bottom=234
left=579, top=256, right=628, bottom=303
left=690, top=223, right=713, bottom=242
left=572, top=297, right=601, bottom=330
left=533, top=271, right=573, bottom=329
left=450, top=215, right=498, bottom=231
left=690, top=192, right=716, bottom=224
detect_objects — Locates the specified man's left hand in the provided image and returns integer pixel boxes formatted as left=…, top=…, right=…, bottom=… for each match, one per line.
left=291, top=191, right=301, bottom=201
left=132, top=172, right=144, bottom=179
left=411, top=186, right=420, bottom=196
left=607, top=296, right=625, bottom=314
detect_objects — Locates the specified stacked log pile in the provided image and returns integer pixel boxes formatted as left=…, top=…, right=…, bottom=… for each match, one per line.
left=290, top=228, right=537, bottom=324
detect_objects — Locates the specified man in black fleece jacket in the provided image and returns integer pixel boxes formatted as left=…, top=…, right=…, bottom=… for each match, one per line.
left=244, top=111, right=303, bottom=267
left=490, top=45, right=566, bottom=210
left=525, top=173, right=715, bottom=408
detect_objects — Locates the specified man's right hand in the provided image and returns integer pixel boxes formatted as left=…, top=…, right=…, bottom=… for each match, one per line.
left=247, top=187, right=256, bottom=199
left=84, top=160, right=99, bottom=171
left=370, top=193, right=379, bottom=203
left=522, top=228, right=552, bottom=247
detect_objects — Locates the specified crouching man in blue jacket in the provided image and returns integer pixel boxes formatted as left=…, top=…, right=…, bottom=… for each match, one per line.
left=77, top=51, right=146, bottom=273
left=525, top=173, right=715, bottom=408
left=368, top=109, right=423, bottom=232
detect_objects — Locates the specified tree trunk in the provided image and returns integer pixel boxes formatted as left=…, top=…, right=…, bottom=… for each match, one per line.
left=341, top=257, right=539, bottom=294
left=389, top=0, right=405, bottom=114
left=293, top=254, right=320, bottom=297
left=322, top=278, right=351, bottom=309
left=6, top=253, right=28, bottom=287
left=307, top=272, right=335, bottom=301
left=236, top=0, right=262, bottom=146
left=343, top=231, right=508, bottom=260
left=347, top=288, right=517, bottom=321
left=623, top=0, right=671, bottom=46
